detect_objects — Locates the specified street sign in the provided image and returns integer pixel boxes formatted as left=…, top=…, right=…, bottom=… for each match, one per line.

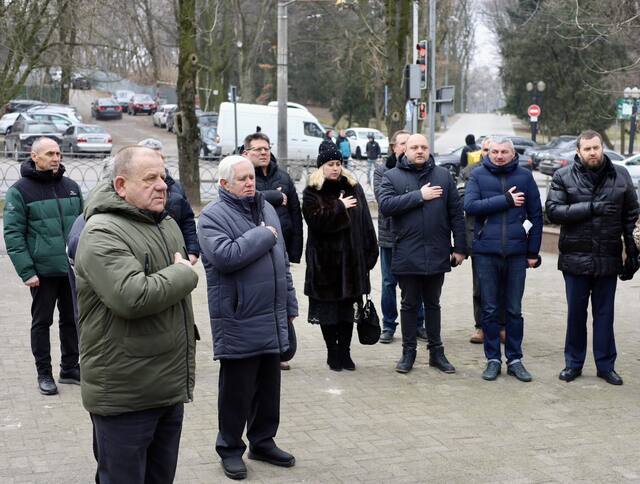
left=616, top=98, right=635, bottom=120
left=527, top=104, right=541, bottom=118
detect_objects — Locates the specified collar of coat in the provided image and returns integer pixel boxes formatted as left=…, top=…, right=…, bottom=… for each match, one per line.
left=20, top=159, right=66, bottom=182
left=307, top=167, right=358, bottom=191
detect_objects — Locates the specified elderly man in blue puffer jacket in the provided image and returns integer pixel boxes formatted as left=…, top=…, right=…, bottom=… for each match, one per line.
left=198, top=155, right=298, bottom=481
left=464, top=136, right=543, bottom=383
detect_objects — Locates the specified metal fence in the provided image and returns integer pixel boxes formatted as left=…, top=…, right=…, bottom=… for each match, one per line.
left=0, top=155, right=382, bottom=202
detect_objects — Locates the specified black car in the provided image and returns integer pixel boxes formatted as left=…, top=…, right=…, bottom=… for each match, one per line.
left=3, top=115, right=62, bottom=160
left=3, top=99, right=45, bottom=114
left=539, top=148, right=624, bottom=176
left=72, top=74, right=91, bottom=90
left=91, top=98, right=123, bottom=120
left=529, top=135, right=578, bottom=169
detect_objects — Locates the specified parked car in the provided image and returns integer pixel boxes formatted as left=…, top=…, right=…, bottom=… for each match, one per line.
left=26, top=104, right=82, bottom=133
left=152, top=104, right=177, bottom=128
left=113, top=90, right=135, bottom=110
left=61, top=124, right=112, bottom=157
left=197, top=111, right=218, bottom=127
left=200, top=125, right=221, bottom=159
left=529, top=135, right=578, bottom=169
left=344, top=127, right=389, bottom=159
left=0, top=112, right=20, bottom=134
left=3, top=115, right=62, bottom=160
left=613, top=154, right=640, bottom=190
left=539, top=148, right=624, bottom=177
left=434, top=143, right=534, bottom=178
left=71, top=74, right=91, bottom=90
left=3, top=99, right=44, bottom=114
left=127, top=94, right=157, bottom=116
left=91, top=98, right=123, bottom=120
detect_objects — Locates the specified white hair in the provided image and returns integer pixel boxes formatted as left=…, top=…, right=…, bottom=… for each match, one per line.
left=217, top=155, right=251, bottom=187
left=489, top=136, right=515, bottom=151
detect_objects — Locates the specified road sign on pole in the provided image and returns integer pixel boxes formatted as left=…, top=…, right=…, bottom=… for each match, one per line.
left=527, top=104, right=541, bottom=118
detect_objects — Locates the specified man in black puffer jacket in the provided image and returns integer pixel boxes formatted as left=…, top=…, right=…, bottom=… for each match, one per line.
left=378, top=134, right=466, bottom=374
left=546, top=130, right=639, bottom=386
left=242, top=133, right=303, bottom=263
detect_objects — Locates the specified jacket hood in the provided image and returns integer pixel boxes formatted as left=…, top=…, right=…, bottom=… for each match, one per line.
left=84, top=179, right=166, bottom=224
left=396, top=154, right=436, bottom=171
left=307, top=167, right=358, bottom=191
left=481, top=155, right=519, bottom=174
left=218, top=187, right=265, bottom=225
left=20, top=159, right=66, bottom=182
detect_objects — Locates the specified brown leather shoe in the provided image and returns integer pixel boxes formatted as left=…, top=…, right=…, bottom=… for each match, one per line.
left=499, top=329, right=506, bottom=344
left=469, top=328, right=484, bottom=344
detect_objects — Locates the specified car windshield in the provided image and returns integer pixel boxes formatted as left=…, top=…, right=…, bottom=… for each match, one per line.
left=77, top=126, right=105, bottom=134
left=25, top=124, right=57, bottom=133
left=198, top=114, right=218, bottom=126
left=98, top=98, right=116, bottom=105
left=134, top=95, right=153, bottom=102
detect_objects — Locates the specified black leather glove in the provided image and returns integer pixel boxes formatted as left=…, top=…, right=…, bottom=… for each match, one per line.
left=619, top=253, right=640, bottom=281
left=591, top=201, right=617, bottom=216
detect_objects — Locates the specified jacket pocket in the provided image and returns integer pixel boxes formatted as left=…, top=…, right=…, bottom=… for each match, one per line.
left=122, top=331, right=174, bottom=357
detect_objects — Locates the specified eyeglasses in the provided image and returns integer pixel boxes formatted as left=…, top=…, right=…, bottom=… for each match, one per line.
left=248, top=147, right=270, bottom=153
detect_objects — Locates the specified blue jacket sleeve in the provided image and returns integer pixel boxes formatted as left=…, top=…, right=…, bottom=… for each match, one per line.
left=67, top=215, right=86, bottom=263
left=463, top=171, right=511, bottom=216
left=378, top=172, right=423, bottom=217
left=525, top=175, right=543, bottom=258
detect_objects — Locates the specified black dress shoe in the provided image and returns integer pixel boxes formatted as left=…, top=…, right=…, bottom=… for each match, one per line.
left=221, top=456, right=247, bottom=480
left=37, top=375, right=58, bottom=395
left=248, top=446, right=295, bottom=467
left=59, top=367, right=81, bottom=385
left=558, top=367, right=582, bottom=382
left=428, top=346, right=456, bottom=374
left=597, top=369, right=623, bottom=386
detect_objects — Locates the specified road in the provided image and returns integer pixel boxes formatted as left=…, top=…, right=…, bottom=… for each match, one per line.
left=434, top=112, right=517, bottom=155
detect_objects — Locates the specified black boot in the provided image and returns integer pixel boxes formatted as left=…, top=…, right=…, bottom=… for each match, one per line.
left=321, top=325, right=342, bottom=371
left=428, top=345, right=455, bottom=374
left=395, top=348, right=416, bottom=373
left=338, top=322, right=355, bottom=371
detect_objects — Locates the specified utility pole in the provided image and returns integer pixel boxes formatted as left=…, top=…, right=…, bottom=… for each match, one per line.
left=277, top=1, right=294, bottom=165
left=428, top=0, right=436, bottom=150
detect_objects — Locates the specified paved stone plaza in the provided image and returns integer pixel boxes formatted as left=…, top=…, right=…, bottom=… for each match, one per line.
left=1, top=247, right=640, bottom=483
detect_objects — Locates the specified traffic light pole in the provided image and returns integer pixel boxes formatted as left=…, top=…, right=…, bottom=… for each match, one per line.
left=427, top=0, right=436, bottom=150
left=411, top=1, right=418, bottom=134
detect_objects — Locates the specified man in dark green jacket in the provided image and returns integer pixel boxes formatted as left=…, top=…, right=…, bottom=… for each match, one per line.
left=75, top=146, right=199, bottom=483
left=3, top=137, right=83, bottom=395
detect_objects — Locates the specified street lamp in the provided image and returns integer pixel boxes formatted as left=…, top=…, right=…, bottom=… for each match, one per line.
left=624, top=86, right=640, bottom=155
left=526, top=80, right=545, bottom=142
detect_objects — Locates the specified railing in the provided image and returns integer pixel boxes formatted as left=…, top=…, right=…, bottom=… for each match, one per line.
left=0, top=154, right=384, bottom=202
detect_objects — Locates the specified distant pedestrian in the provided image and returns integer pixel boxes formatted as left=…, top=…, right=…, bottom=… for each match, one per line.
left=3, top=137, right=83, bottom=396
left=318, top=129, right=337, bottom=153
left=374, top=129, right=429, bottom=344
left=365, top=133, right=381, bottom=186
left=546, top=130, right=639, bottom=386
left=198, top=155, right=298, bottom=480
left=303, top=147, right=378, bottom=371
left=464, top=136, right=542, bottom=382
left=378, top=134, right=465, bottom=375
left=336, top=129, right=352, bottom=167
left=460, top=133, right=481, bottom=170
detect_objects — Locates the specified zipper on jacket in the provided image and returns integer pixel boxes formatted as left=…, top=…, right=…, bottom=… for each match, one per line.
left=156, top=223, right=192, bottom=402
left=500, top=175, right=507, bottom=256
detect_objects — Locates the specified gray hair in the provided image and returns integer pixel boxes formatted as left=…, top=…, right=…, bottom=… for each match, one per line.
left=481, top=137, right=492, bottom=149
left=217, top=155, right=251, bottom=187
left=488, top=136, right=515, bottom=151
left=112, top=146, right=161, bottom=178
left=31, top=137, right=59, bottom=154
left=137, top=138, right=164, bottom=152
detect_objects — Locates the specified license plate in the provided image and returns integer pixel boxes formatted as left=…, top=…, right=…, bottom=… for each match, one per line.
left=88, top=137, right=103, bottom=142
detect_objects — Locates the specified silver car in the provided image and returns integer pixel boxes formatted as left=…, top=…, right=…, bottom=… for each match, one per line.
left=61, top=124, right=113, bottom=157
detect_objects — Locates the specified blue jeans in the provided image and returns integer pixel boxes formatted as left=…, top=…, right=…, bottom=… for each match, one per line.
left=563, top=273, right=617, bottom=372
left=379, top=247, right=424, bottom=334
left=475, top=254, right=527, bottom=363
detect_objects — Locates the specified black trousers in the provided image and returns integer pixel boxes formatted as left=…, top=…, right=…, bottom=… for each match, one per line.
left=397, top=274, right=445, bottom=350
left=30, top=275, right=78, bottom=376
left=216, top=354, right=281, bottom=459
left=90, top=403, right=184, bottom=484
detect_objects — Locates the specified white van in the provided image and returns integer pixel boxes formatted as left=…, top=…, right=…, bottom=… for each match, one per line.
left=217, top=102, right=325, bottom=160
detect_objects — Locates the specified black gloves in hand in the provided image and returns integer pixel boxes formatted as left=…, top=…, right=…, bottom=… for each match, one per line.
left=591, top=201, right=617, bottom=216
left=619, top=252, right=640, bottom=281
left=505, top=191, right=515, bottom=207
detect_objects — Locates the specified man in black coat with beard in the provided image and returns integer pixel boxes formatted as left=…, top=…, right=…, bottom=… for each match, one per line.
left=546, top=130, right=639, bottom=386
left=242, top=133, right=303, bottom=264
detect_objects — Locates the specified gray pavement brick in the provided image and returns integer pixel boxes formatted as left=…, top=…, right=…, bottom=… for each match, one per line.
left=2, top=251, right=640, bottom=483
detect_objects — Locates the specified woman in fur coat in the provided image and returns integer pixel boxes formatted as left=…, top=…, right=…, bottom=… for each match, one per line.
left=302, top=147, right=378, bottom=371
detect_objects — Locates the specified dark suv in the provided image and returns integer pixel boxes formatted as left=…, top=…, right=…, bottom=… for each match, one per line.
left=3, top=115, right=62, bottom=160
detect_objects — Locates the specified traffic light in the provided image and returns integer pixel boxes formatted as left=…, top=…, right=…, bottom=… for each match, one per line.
left=416, top=40, right=427, bottom=90
left=418, top=102, right=427, bottom=120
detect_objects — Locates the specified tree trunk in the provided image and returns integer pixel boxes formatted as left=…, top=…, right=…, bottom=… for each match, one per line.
left=385, top=0, right=411, bottom=136
left=176, top=0, right=201, bottom=208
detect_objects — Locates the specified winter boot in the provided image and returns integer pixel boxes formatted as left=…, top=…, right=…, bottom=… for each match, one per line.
left=321, top=325, right=342, bottom=371
left=428, top=345, right=456, bottom=374
left=395, top=348, right=417, bottom=373
left=338, top=322, right=356, bottom=371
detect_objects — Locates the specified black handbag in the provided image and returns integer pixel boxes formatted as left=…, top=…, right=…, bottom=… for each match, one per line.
left=357, top=295, right=380, bottom=345
left=280, top=319, right=297, bottom=362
